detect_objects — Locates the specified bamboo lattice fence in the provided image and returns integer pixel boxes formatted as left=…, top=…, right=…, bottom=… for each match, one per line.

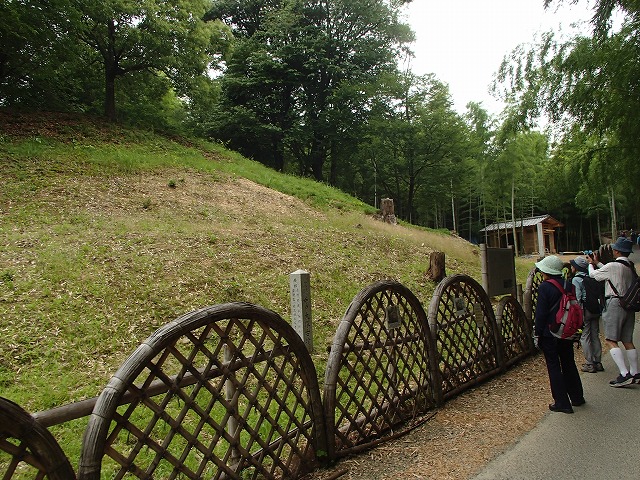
left=1, top=270, right=540, bottom=480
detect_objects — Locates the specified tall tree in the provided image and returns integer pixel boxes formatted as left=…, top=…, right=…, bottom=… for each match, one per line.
left=496, top=0, right=640, bottom=230
left=0, top=0, right=80, bottom=108
left=367, top=74, right=471, bottom=226
left=1, top=0, right=232, bottom=122
left=491, top=130, right=548, bottom=254
left=73, top=0, right=230, bottom=121
left=461, top=102, right=497, bottom=241
left=209, top=0, right=413, bottom=181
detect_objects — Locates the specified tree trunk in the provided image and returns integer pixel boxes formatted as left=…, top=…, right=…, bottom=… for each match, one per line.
left=310, top=137, right=325, bottom=181
left=329, top=140, right=337, bottom=186
left=104, top=19, right=118, bottom=122
left=482, top=195, right=488, bottom=244
left=272, top=136, right=285, bottom=171
left=468, top=190, right=472, bottom=241
left=406, top=166, right=416, bottom=225
left=609, top=186, right=617, bottom=238
left=451, top=179, right=456, bottom=233
left=273, top=148, right=284, bottom=172
left=426, top=251, right=446, bottom=282
left=511, top=178, right=519, bottom=256
left=105, top=68, right=117, bottom=122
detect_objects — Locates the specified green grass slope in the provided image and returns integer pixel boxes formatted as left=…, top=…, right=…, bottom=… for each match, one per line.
left=0, top=113, right=532, bottom=463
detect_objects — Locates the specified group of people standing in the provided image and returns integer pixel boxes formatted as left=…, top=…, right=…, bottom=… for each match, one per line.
left=621, top=229, right=638, bottom=245
left=533, top=236, right=638, bottom=414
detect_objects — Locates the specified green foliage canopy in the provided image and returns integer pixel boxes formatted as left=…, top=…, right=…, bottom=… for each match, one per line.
left=207, top=0, right=414, bottom=181
left=496, top=0, right=640, bottom=233
left=0, top=0, right=232, bottom=122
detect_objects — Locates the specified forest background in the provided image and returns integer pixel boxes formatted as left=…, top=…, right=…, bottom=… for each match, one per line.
left=2, top=0, right=639, bottom=253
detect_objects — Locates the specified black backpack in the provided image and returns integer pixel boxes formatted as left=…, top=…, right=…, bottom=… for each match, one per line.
left=581, top=275, right=605, bottom=314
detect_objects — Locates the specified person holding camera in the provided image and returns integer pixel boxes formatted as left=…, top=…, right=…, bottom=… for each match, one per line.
left=570, top=256, right=604, bottom=373
left=586, top=236, right=638, bottom=387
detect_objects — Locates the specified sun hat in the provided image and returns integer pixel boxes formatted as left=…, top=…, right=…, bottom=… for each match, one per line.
left=611, top=236, right=633, bottom=253
left=535, top=255, right=565, bottom=276
left=570, top=256, right=588, bottom=272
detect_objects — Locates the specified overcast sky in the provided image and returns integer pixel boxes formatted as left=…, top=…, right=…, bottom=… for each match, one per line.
left=401, top=0, right=596, bottom=116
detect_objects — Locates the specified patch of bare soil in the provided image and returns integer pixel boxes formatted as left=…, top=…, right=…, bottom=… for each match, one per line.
left=305, top=352, right=570, bottom=480
left=49, top=170, right=323, bottom=223
left=0, top=111, right=122, bottom=141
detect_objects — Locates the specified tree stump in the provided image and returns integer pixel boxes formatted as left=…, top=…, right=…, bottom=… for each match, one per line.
left=426, top=251, right=446, bottom=282
left=380, top=198, right=397, bottom=225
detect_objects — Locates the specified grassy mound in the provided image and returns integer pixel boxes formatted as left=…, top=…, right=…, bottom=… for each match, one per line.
left=0, top=112, right=530, bottom=463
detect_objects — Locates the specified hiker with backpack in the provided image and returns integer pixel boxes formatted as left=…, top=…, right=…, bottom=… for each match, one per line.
left=534, top=255, right=585, bottom=414
left=570, top=256, right=605, bottom=373
left=587, top=236, right=639, bottom=387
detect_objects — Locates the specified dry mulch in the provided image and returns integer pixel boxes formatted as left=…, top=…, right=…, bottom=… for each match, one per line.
left=304, top=351, right=566, bottom=480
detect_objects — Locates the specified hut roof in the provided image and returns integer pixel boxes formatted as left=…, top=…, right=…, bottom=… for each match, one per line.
left=479, top=214, right=563, bottom=232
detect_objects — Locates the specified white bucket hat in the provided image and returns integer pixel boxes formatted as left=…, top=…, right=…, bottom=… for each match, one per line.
left=535, top=255, right=564, bottom=276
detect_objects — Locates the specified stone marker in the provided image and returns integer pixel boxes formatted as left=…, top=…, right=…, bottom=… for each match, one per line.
left=290, top=269, right=313, bottom=352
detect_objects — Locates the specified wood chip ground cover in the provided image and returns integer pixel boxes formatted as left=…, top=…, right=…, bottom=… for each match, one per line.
left=304, top=353, right=568, bottom=480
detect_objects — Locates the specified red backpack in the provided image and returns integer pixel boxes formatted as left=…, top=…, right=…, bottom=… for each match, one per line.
left=547, top=279, right=584, bottom=340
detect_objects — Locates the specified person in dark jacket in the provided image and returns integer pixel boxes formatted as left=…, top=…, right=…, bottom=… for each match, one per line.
left=534, top=255, right=585, bottom=414
left=571, top=256, right=604, bottom=373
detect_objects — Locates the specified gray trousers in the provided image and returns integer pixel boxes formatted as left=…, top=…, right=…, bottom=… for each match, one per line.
left=580, top=310, right=602, bottom=364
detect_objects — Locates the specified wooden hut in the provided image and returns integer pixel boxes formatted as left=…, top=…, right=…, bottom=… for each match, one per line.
left=479, top=215, right=564, bottom=255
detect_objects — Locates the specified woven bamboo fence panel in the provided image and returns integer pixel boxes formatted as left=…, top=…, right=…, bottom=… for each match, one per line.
left=0, top=396, right=76, bottom=480
left=77, top=302, right=326, bottom=480
left=323, top=280, right=438, bottom=459
left=427, top=274, right=503, bottom=401
left=495, top=296, right=534, bottom=367
left=2, top=277, right=537, bottom=479
left=523, top=267, right=543, bottom=322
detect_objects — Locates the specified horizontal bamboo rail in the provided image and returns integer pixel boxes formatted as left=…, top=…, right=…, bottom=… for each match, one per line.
left=33, top=345, right=291, bottom=427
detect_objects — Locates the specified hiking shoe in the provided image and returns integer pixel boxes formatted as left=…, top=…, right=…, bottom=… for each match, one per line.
left=581, top=363, right=597, bottom=373
left=609, top=373, right=633, bottom=387
left=549, top=403, right=574, bottom=414
left=595, top=362, right=605, bottom=372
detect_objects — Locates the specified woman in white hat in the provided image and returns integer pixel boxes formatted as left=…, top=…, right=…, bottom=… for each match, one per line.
left=534, top=255, right=585, bottom=413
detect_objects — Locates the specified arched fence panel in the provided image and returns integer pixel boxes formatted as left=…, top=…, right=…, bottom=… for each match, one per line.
left=78, top=302, right=326, bottom=480
left=0, top=396, right=76, bottom=480
left=523, top=267, right=543, bottom=322
left=2, top=272, right=541, bottom=479
left=496, top=296, right=534, bottom=367
left=427, top=274, right=503, bottom=400
left=323, top=280, right=439, bottom=459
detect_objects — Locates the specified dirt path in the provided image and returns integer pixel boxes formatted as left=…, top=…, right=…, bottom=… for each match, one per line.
left=304, top=352, right=562, bottom=480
